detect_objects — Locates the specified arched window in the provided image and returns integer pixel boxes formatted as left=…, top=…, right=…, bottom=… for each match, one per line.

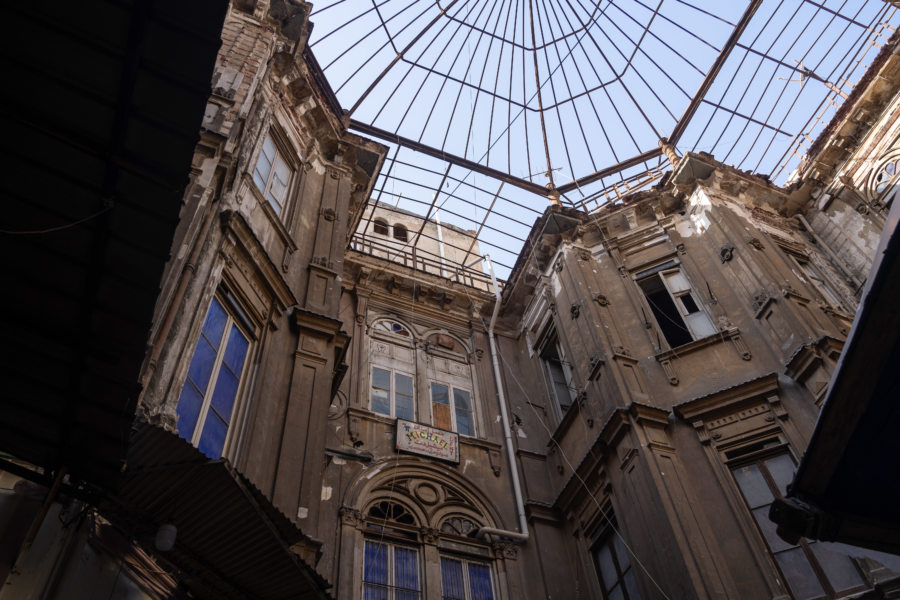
left=368, top=501, right=416, bottom=526
left=373, top=218, right=389, bottom=235
left=374, top=319, right=410, bottom=337
left=393, top=223, right=408, bottom=242
left=440, top=515, right=481, bottom=537
left=349, top=472, right=501, bottom=600
left=363, top=501, right=421, bottom=599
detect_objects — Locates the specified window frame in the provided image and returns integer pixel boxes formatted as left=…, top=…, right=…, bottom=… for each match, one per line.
left=362, top=500, right=423, bottom=600
left=537, top=327, right=576, bottom=423
left=590, top=518, right=641, bottom=600
left=252, top=130, right=296, bottom=218
left=439, top=553, right=496, bottom=600
left=373, top=218, right=390, bottom=236
left=176, top=291, right=254, bottom=458
left=370, top=365, right=416, bottom=421
left=393, top=223, right=409, bottom=242
left=728, top=446, right=867, bottom=600
left=362, top=539, right=423, bottom=600
left=428, top=380, right=476, bottom=436
left=635, top=261, right=716, bottom=348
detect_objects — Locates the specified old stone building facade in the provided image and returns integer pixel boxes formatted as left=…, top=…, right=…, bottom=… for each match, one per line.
left=2, top=1, right=900, bottom=599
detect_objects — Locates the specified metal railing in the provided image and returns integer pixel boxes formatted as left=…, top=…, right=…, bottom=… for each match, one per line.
left=349, top=234, right=497, bottom=292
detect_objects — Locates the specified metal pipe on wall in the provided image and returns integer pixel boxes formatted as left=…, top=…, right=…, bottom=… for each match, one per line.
left=477, top=255, right=529, bottom=542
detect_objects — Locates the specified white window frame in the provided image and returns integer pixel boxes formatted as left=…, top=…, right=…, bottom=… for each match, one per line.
left=370, top=365, right=416, bottom=421
left=636, top=263, right=716, bottom=347
left=252, top=131, right=294, bottom=217
left=428, top=380, right=476, bottom=436
left=177, top=292, right=254, bottom=458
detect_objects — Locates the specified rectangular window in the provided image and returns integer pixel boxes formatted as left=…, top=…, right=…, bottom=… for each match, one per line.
left=592, top=521, right=641, bottom=600
left=371, top=367, right=415, bottom=421
left=539, top=329, right=575, bottom=422
left=252, top=132, right=292, bottom=216
left=731, top=452, right=865, bottom=599
left=637, top=265, right=715, bottom=348
left=430, top=382, right=475, bottom=436
left=364, top=540, right=421, bottom=600
left=176, top=294, right=251, bottom=458
left=440, top=555, right=494, bottom=600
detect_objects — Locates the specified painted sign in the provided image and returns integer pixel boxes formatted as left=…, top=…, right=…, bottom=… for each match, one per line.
left=396, top=419, right=459, bottom=463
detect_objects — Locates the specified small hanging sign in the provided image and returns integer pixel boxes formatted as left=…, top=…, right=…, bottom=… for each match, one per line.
left=396, top=419, right=459, bottom=463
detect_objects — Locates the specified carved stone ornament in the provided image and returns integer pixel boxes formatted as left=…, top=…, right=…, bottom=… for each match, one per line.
left=578, top=250, right=591, bottom=261
left=593, top=293, right=610, bottom=306
left=613, top=345, right=631, bottom=357
left=321, top=207, right=337, bottom=221
left=748, top=237, right=765, bottom=250
left=856, top=202, right=870, bottom=215
left=660, top=358, right=679, bottom=385
left=422, top=528, right=441, bottom=545
left=570, top=303, right=580, bottom=319
left=554, top=259, right=564, bottom=273
left=676, top=242, right=686, bottom=255
left=719, top=243, right=735, bottom=263
left=751, top=291, right=770, bottom=312
left=492, top=542, right=519, bottom=560
left=339, top=507, right=362, bottom=527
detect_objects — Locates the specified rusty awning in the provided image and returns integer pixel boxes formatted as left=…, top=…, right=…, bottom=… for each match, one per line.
left=105, top=422, right=332, bottom=600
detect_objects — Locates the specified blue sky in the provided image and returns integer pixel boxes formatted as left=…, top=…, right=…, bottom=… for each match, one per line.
left=308, top=0, right=898, bottom=278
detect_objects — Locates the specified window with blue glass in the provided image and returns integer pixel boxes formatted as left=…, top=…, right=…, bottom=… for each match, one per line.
left=363, top=541, right=421, bottom=600
left=440, top=556, right=494, bottom=600
left=176, top=295, right=251, bottom=458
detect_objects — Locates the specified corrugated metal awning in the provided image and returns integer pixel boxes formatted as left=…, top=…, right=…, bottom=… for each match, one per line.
left=106, top=422, right=331, bottom=600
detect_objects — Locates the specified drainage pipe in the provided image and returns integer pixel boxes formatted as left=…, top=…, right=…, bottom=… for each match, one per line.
left=476, top=255, right=529, bottom=542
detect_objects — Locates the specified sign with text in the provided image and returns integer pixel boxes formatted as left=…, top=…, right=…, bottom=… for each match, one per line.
left=396, top=419, right=459, bottom=463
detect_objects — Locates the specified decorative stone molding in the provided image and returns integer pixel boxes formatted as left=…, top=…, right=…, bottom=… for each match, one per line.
left=422, top=527, right=441, bottom=545
left=719, top=243, right=734, bottom=262
left=339, top=507, right=363, bottom=527
left=659, top=358, right=679, bottom=385
left=673, top=373, right=782, bottom=446
left=492, top=542, right=519, bottom=560
left=593, top=293, right=610, bottom=306
left=570, top=303, right=580, bottom=319
left=748, top=237, right=765, bottom=250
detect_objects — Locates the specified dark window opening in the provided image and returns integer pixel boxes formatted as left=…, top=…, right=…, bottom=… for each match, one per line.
left=368, top=500, right=416, bottom=526
left=638, top=276, right=692, bottom=347
left=393, top=224, right=408, bottom=242
left=680, top=293, right=700, bottom=314
left=540, top=332, right=573, bottom=418
left=373, top=219, right=389, bottom=235
left=592, top=516, right=641, bottom=600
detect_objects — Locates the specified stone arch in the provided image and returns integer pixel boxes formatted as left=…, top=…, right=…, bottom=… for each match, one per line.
left=343, top=458, right=504, bottom=532
left=372, top=218, right=389, bottom=235
left=421, top=328, right=472, bottom=358
left=369, top=315, right=416, bottom=341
